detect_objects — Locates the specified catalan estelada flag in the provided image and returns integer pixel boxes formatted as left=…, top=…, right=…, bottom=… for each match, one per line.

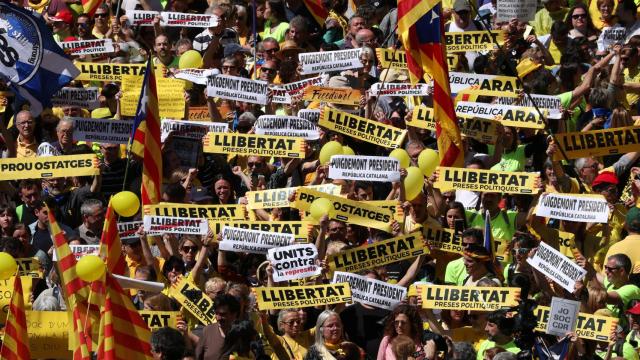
left=130, top=57, right=162, bottom=205
left=97, top=273, right=153, bottom=360
left=0, top=275, right=30, bottom=360
left=82, top=0, right=102, bottom=16
left=302, top=0, right=328, bottom=27
left=397, top=0, right=464, bottom=167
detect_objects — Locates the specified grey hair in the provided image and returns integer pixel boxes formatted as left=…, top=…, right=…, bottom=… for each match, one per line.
left=32, top=295, right=61, bottom=311
left=452, top=342, right=477, bottom=360
left=80, top=198, right=103, bottom=216
left=574, top=157, right=589, bottom=171
left=238, top=112, right=256, bottom=124
left=313, top=310, right=341, bottom=350
left=277, top=309, right=299, bottom=333
left=56, top=117, right=74, bottom=132
left=359, top=46, right=375, bottom=59
left=493, top=352, right=517, bottom=360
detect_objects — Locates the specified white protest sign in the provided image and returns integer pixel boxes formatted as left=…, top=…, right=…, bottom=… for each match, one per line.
left=254, top=116, right=319, bottom=140
left=267, top=243, right=321, bottom=282
left=269, top=85, right=292, bottom=104
left=370, top=83, right=431, bottom=97
left=329, top=155, right=400, bottom=182
left=117, top=221, right=143, bottom=241
left=72, top=117, right=133, bottom=144
left=160, top=12, right=219, bottom=27
left=527, top=242, right=587, bottom=292
left=125, top=10, right=158, bottom=26
left=52, top=245, right=100, bottom=261
left=172, top=68, right=218, bottom=85
left=298, top=109, right=320, bottom=123
left=219, top=226, right=295, bottom=254
left=600, top=27, right=626, bottom=50
left=536, top=193, right=609, bottom=223
left=332, top=271, right=406, bottom=310
left=207, top=74, right=268, bottom=105
left=455, top=101, right=544, bottom=129
left=51, top=87, right=100, bottom=109
left=299, top=48, right=363, bottom=75
left=495, top=94, right=562, bottom=119
left=61, top=39, right=115, bottom=56
left=283, top=75, right=328, bottom=96
left=143, top=215, right=209, bottom=235
left=497, top=0, right=536, bottom=22
left=546, top=297, right=580, bottom=336
left=161, top=119, right=228, bottom=142
left=449, top=72, right=519, bottom=95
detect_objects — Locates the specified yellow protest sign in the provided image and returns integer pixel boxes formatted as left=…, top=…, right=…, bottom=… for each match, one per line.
left=302, top=86, right=361, bottom=106
left=329, top=232, right=425, bottom=272
left=376, top=48, right=407, bottom=70
left=294, top=187, right=393, bottom=232
left=434, top=167, right=538, bottom=194
left=446, top=55, right=459, bottom=71
left=0, top=276, right=33, bottom=322
left=208, top=220, right=313, bottom=243
left=366, top=200, right=405, bottom=223
left=558, top=230, right=578, bottom=262
left=0, top=154, right=99, bottom=181
left=459, top=118, right=498, bottom=144
left=423, top=225, right=464, bottom=254
left=203, top=132, right=306, bottom=158
left=553, top=126, right=640, bottom=160
left=26, top=311, right=72, bottom=359
left=75, top=62, right=147, bottom=82
left=188, top=107, right=212, bottom=121
left=16, top=257, right=42, bottom=277
left=445, top=31, right=504, bottom=52
left=246, top=184, right=341, bottom=210
left=421, top=285, right=520, bottom=311
left=121, top=75, right=186, bottom=119
left=255, top=283, right=352, bottom=310
left=406, top=106, right=435, bottom=130
left=168, top=276, right=215, bottom=325
left=143, top=203, right=246, bottom=220
left=139, top=310, right=179, bottom=330
left=534, top=306, right=617, bottom=341
left=319, top=107, right=407, bottom=149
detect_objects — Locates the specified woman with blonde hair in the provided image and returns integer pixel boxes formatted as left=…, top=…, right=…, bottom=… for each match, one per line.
left=303, top=310, right=349, bottom=360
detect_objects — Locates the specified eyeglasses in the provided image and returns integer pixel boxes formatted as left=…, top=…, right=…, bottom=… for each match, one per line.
left=282, top=319, right=302, bottom=326
left=247, top=161, right=263, bottom=168
left=94, top=13, right=108, bottom=18
left=604, top=265, right=621, bottom=272
left=182, top=246, right=198, bottom=253
left=572, top=13, right=587, bottom=19
left=512, top=248, right=531, bottom=256
left=261, top=67, right=276, bottom=73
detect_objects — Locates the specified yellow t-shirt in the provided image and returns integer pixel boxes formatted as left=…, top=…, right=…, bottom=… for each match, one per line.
left=583, top=203, right=627, bottom=272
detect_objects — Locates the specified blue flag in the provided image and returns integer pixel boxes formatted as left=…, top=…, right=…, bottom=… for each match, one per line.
left=0, top=2, right=79, bottom=115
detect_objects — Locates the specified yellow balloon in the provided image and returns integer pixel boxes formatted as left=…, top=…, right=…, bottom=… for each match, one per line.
left=319, top=141, right=344, bottom=165
left=0, top=252, right=17, bottom=280
left=310, top=198, right=334, bottom=220
left=342, top=146, right=355, bottom=156
left=418, top=149, right=439, bottom=177
left=112, top=191, right=140, bottom=217
left=389, top=148, right=411, bottom=169
left=404, top=166, right=424, bottom=201
left=178, top=50, right=203, bottom=69
left=76, top=255, right=105, bottom=283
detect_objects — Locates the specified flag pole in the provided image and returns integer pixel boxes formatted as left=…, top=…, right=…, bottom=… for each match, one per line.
left=252, top=0, right=257, bottom=80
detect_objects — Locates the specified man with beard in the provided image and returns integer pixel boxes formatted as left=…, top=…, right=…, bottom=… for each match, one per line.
left=153, top=34, right=180, bottom=69
left=195, top=294, right=241, bottom=360
left=477, top=310, right=520, bottom=359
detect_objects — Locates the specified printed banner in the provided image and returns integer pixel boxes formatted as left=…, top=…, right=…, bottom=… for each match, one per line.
left=421, top=285, right=521, bottom=311
left=71, top=117, right=133, bottom=144
left=0, top=276, right=33, bottom=322
left=246, top=183, right=341, bottom=210
left=434, top=167, right=539, bottom=194
left=370, top=82, right=431, bottom=97
left=601, top=27, right=626, bottom=50
left=203, top=132, right=305, bottom=158
left=552, top=126, right=640, bottom=160
left=16, top=257, right=42, bottom=277
left=376, top=48, right=407, bottom=70
left=254, top=115, right=319, bottom=140
left=139, top=310, right=179, bottom=330
left=455, top=101, right=545, bottom=129
left=536, top=193, right=610, bottom=223
left=143, top=215, right=209, bottom=235
left=534, top=305, right=618, bottom=341
left=61, top=38, right=114, bottom=56
left=366, top=200, right=404, bottom=223
left=219, top=226, right=295, bottom=254
left=121, top=75, right=185, bottom=118
left=75, top=62, right=146, bottom=82
left=207, top=74, right=268, bottom=105
left=144, top=203, right=246, bottom=220
left=117, top=221, right=144, bottom=240
left=294, top=187, right=394, bottom=232
left=268, top=243, right=321, bottom=282
left=209, top=221, right=313, bottom=243
left=546, top=297, right=580, bottom=336
left=52, top=244, right=100, bottom=261
left=172, top=137, right=200, bottom=168
left=172, top=68, right=217, bottom=85
left=406, top=105, right=435, bottom=130
left=328, top=232, right=425, bottom=272
left=302, top=86, right=361, bottom=106
left=270, top=85, right=292, bottom=104
left=169, top=276, right=215, bottom=325
left=161, top=119, right=228, bottom=142
left=298, top=109, right=320, bottom=123
left=26, top=311, right=71, bottom=359
left=161, top=11, right=219, bottom=27
left=189, top=107, right=211, bottom=121
left=0, top=154, right=99, bottom=181
left=497, top=0, right=537, bottom=21
left=333, top=271, right=406, bottom=310
left=51, top=87, right=100, bottom=109
left=255, top=283, right=352, bottom=310
left=495, top=93, right=562, bottom=119
left=449, top=72, right=520, bottom=97
left=423, top=225, right=464, bottom=254
left=283, top=75, right=328, bottom=96
left=328, top=155, right=400, bottom=182
left=319, top=107, right=407, bottom=149
left=299, top=48, right=363, bottom=75
left=125, top=10, right=159, bottom=26
left=444, top=31, right=504, bottom=52
left=527, top=241, right=587, bottom=292
left=459, top=118, right=499, bottom=143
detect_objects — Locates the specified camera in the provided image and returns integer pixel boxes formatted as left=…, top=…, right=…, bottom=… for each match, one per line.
left=422, top=330, right=448, bottom=353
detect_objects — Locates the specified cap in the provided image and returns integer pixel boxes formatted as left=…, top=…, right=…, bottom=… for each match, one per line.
left=121, top=236, right=141, bottom=245
left=191, top=186, right=213, bottom=203
left=627, top=206, right=640, bottom=233
left=63, top=36, right=78, bottom=42
left=591, top=171, right=618, bottom=188
left=277, top=40, right=304, bottom=60
left=379, top=68, right=409, bottom=82
left=453, top=0, right=471, bottom=12
left=517, top=58, right=541, bottom=78
left=628, top=302, right=640, bottom=315
left=223, top=43, right=250, bottom=58
left=50, top=9, right=74, bottom=25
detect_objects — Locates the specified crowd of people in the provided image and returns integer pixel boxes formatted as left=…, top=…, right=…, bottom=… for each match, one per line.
left=2, top=0, right=640, bottom=359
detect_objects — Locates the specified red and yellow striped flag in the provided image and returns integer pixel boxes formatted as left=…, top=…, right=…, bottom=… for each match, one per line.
left=100, top=200, right=127, bottom=276
left=302, top=0, right=329, bottom=27
left=82, top=0, right=102, bottom=16
left=97, top=273, right=153, bottom=360
left=398, top=0, right=464, bottom=167
left=0, top=275, right=30, bottom=360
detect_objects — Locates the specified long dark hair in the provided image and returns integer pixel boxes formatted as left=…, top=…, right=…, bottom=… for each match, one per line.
left=218, top=320, right=258, bottom=359
left=565, top=3, right=597, bottom=36
left=383, top=304, right=422, bottom=343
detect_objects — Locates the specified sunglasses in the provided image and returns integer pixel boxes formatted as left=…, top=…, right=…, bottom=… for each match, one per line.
left=604, top=265, right=621, bottom=272
left=95, top=13, right=108, bottom=18
left=248, top=161, right=263, bottom=168
left=572, top=14, right=587, bottom=19
left=182, top=246, right=198, bottom=253
left=511, top=248, right=530, bottom=256
left=261, top=67, right=276, bottom=73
